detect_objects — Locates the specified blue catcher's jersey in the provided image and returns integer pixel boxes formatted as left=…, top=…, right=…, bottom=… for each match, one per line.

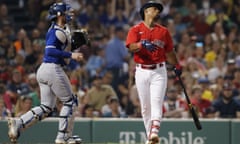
left=43, top=23, right=71, bottom=66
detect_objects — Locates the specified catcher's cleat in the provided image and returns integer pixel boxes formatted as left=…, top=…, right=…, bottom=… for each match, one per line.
left=8, top=118, right=20, bottom=143
left=55, top=136, right=82, bottom=144
left=147, top=133, right=159, bottom=144
left=71, top=135, right=82, bottom=144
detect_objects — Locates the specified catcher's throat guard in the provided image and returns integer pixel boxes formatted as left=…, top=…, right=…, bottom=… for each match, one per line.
left=71, top=29, right=90, bottom=51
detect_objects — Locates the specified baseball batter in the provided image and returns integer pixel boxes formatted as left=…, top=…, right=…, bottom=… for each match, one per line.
left=125, top=1, right=182, bottom=144
left=8, top=2, right=83, bottom=144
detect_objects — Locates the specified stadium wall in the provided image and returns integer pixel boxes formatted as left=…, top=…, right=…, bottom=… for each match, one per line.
left=0, top=118, right=239, bottom=144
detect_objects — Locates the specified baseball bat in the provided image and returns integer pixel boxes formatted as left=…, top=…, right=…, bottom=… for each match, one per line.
left=176, top=75, right=202, bottom=130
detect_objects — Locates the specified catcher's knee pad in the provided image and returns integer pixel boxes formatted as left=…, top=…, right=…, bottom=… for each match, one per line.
left=21, top=104, right=52, bottom=129
left=32, top=104, right=52, bottom=120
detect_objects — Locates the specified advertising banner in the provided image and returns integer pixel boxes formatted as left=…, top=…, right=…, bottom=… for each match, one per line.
left=92, top=119, right=231, bottom=144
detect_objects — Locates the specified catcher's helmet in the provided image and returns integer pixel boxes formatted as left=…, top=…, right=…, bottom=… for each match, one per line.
left=48, top=2, right=73, bottom=22
left=140, top=1, right=163, bottom=20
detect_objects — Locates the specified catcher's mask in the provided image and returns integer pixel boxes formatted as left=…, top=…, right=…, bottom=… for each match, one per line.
left=48, top=2, right=73, bottom=23
left=140, top=1, right=163, bottom=20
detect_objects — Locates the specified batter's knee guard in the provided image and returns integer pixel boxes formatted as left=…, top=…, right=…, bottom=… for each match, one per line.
left=20, top=104, right=52, bottom=129
left=57, top=97, right=76, bottom=140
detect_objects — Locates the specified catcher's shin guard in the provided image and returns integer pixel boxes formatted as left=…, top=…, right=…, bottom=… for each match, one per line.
left=56, top=97, right=76, bottom=142
left=68, top=94, right=78, bottom=137
left=20, top=104, right=52, bottom=129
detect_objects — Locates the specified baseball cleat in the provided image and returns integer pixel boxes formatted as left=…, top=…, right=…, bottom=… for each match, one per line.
left=7, top=118, right=20, bottom=143
left=71, top=135, right=82, bottom=144
left=55, top=136, right=82, bottom=144
left=55, top=139, right=67, bottom=144
left=147, top=133, right=159, bottom=144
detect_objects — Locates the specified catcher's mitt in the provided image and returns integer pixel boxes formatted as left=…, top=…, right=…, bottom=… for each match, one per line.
left=71, top=29, right=90, bottom=51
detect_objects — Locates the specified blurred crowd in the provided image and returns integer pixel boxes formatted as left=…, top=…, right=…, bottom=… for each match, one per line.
left=1, top=0, right=240, bottom=120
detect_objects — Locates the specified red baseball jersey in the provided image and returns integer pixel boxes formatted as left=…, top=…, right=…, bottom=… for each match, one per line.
left=126, top=22, right=174, bottom=64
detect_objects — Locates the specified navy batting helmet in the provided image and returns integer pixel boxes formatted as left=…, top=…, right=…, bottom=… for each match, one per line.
left=140, top=1, right=163, bottom=20
left=48, top=2, right=73, bottom=22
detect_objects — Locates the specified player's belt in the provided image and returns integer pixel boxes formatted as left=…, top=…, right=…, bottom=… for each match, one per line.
left=43, top=62, right=62, bottom=66
left=136, top=63, right=164, bottom=70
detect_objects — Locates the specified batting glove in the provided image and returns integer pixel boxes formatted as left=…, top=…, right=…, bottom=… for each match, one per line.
left=174, top=63, right=182, bottom=77
left=141, top=40, right=157, bottom=52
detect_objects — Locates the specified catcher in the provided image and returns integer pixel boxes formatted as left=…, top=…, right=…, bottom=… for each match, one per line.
left=7, top=2, right=88, bottom=144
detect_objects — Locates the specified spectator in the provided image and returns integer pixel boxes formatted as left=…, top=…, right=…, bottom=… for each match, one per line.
left=77, top=4, right=94, bottom=27
left=15, top=96, right=33, bottom=117
left=13, top=28, right=32, bottom=57
left=208, top=56, right=226, bottom=82
left=203, top=33, right=213, bottom=52
left=97, top=4, right=110, bottom=27
left=86, top=76, right=117, bottom=112
left=190, top=85, right=212, bottom=118
left=204, top=42, right=221, bottom=68
left=3, top=69, right=30, bottom=115
left=24, top=39, right=44, bottom=72
left=102, top=97, right=126, bottom=118
left=0, top=83, right=11, bottom=119
left=0, top=56, right=10, bottom=83
left=0, top=37, right=11, bottom=56
left=5, top=42, right=17, bottom=66
left=82, top=104, right=99, bottom=118
left=129, top=83, right=141, bottom=118
left=163, top=86, right=188, bottom=118
left=210, top=9, right=232, bottom=35
left=101, top=71, right=114, bottom=85
left=232, top=69, right=240, bottom=91
left=211, top=83, right=240, bottom=118
left=175, top=32, right=193, bottom=65
left=227, top=39, right=240, bottom=61
left=85, top=47, right=106, bottom=81
left=210, top=21, right=227, bottom=47
left=0, top=3, right=15, bottom=28
left=109, top=0, right=130, bottom=27
left=27, top=0, right=42, bottom=20
left=26, top=73, right=40, bottom=107
left=224, top=59, right=237, bottom=79
left=105, top=26, right=129, bottom=93
left=172, top=13, right=187, bottom=40
left=74, top=91, right=87, bottom=117
left=0, top=98, right=10, bottom=120
left=198, top=77, right=214, bottom=102
left=101, top=95, right=122, bottom=115
left=120, top=94, right=135, bottom=117
left=193, top=11, right=211, bottom=38
left=116, top=69, right=129, bottom=100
